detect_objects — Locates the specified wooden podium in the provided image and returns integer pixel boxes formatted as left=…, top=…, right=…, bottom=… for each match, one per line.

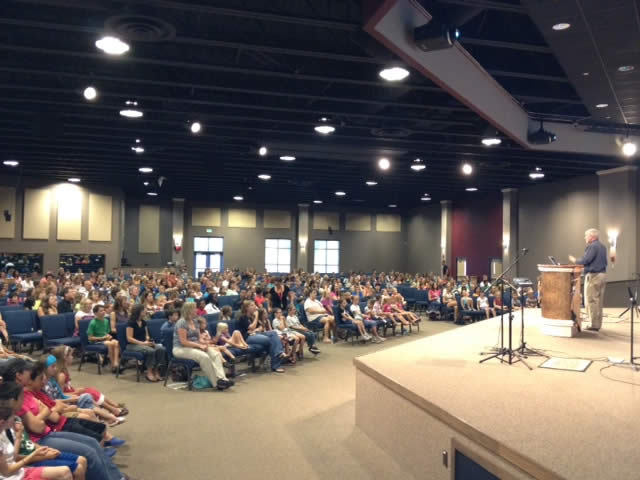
left=537, top=264, right=584, bottom=337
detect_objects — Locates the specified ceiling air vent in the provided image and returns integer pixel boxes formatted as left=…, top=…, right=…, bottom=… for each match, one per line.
left=371, top=127, right=412, bottom=138
left=105, top=14, right=176, bottom=42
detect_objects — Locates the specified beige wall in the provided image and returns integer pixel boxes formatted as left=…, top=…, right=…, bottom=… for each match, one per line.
left=0, top=176, right=124, bottom=272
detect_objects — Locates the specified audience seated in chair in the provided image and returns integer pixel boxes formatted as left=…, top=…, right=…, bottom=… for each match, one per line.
left=303, top=290, right=336, bottom=344
left=285, top=305, right=320, bottom=355
left=476, top=290, right=495, bottom=319
left=51, top=346, right=128, bottom=419
left=86, top=306, right=120, bottom=374
left=172, top=302, right=233, bottom=390
left=125, top=305, right=166, bottom=382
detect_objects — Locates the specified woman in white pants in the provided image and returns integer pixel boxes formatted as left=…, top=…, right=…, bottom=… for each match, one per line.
left=172, top=302, right=234, bottom=390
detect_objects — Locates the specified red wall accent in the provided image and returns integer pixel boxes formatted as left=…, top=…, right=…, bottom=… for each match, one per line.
left=451, top=194, right=502, bottom=278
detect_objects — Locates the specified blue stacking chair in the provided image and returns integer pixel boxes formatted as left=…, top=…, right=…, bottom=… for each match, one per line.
left=217, top=296, right=236, bottom=309
left=161, top=323, right=200, bottom=390
left=404, top=288, right=418, bottom=311
left=0, top=305, right=22, bottom=315
left=414, top=290, right=430, bottom=312
left=3, top=310, right=42, bottom=352
left=77, top=318, right=108, bottom=374
left=40, top=314, right=80, bottom=348
left=455, top=295, right=485, bottom=323
left=147, top=318, right=165, bottom=344
left=115, top=323, right=144, bottom=382
left=151, top=311, right=167, bottom=319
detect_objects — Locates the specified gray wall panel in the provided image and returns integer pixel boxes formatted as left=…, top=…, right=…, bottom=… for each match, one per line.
left=406, top=205, right=441, bottom=274
left=518, top=174, right=599, bottom=283
left=0, top=176, right=123, bottom=272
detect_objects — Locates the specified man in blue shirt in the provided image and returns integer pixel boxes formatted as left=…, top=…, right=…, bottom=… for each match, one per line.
left=569, top=228, right=608, bottom=331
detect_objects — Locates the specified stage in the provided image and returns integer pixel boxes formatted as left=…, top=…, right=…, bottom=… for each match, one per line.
left=354, top=308, right=640, bottom=480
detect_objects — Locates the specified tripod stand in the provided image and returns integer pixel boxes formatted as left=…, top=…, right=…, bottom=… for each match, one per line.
left=627, top=288, right=640, bottom=370
left=480, top=248, right=532, bottom=370
left=513, top=287, right=548, bottom=359
left=618, top=273, right=640, bottom=319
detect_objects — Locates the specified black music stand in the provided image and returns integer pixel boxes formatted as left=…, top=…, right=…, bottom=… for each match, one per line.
left=479, top=249, right=532, bottom=370
left=512, top=278, right=548, bottom=359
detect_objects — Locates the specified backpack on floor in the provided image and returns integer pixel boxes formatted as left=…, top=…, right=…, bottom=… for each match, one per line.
left=192, top=375, right=212, bottom=390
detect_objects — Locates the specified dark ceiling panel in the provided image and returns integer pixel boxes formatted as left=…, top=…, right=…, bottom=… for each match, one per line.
left=522, top=0, right=640, bottom=126
left=0, top=0, right=628, bottom=206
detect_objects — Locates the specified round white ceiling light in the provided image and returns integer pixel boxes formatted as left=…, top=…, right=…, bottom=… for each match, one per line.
left=379, top=67, right=410, bottom=82
left=95, top=36, right=130, bottom=55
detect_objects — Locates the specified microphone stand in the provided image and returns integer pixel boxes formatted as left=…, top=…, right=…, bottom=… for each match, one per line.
left=480, top=248, right=532, bottom=370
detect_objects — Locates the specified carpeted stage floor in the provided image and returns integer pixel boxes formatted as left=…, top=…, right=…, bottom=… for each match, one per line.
left=71, top=317, right=457, bottom=480
left=354, top=308, right=640, bottom=480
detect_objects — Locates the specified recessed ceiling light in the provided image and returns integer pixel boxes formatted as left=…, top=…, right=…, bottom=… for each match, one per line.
left=595, top=103, right=608, bottom=108
left=313, top=200, right=323, bottom=204
left=410, top=158, right=426, bottom=171
left=138, top=167, right=153, bottom=173
left=582, top=72, right=590, bottom=76
left=335, top=191, right=346, bottom=196
left=125, top=100, right=137, bottom=106
left=618, top=65, right=634, bottom=73
left=3, top=160, right=18, bottom=167
left=147, top=192, right=158, bottom=196
left=378, top=157, right=391, bottom=170
left=379, top=67, right=410, bottom=82
left=119, top=109, right=143, bottom=118
left=258, top=174, right=271, bottom=180
left=462, top=163, right=473, bottom=175
left=388, top=204, right=397, bottom=208
left=233, top=195, right=243, bottom=201
left=83, top=86, right=97, bottom=101
left=421, top=197, right=431, bottom=201
left=135, top=138, right=141, bottom=143
left=143, top=181, right=149, bottom=186
left=131, top=146, right=144, bottom=154
left=314, top=125, right=335, bottom=135
left=365, top=181, right=378, bottom=186
left=481, top=137, right=501, bottom=146
left=67, top=178, right=81, bottom=183
left=258, top=146, right=268, bottom=156
left=529, top=167, right=545, bottom=179
left=622, top=142, right=637, bottom=157
left=465, top=187, right=478, bottom=192
left=190, top=122, right=202, bottom=134
left=280, top=155, right=296, bottom=161
left=552, top=23, right=571, bottom=31
left=95, top=36, right=130, bottom=55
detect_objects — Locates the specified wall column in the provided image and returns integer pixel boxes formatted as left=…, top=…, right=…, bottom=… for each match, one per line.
left=440, top=200, right=452, bottom=276
left=597, top=166, right=637, bottom=282
left=171, top=198, right=185, bottom=266
left=501, top=188, right=518, bottom=277
left=297, top=205, right=310, bottom=271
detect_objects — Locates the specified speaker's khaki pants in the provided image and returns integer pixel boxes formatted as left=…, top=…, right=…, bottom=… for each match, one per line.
left=584, top=273, right=606, bottom=329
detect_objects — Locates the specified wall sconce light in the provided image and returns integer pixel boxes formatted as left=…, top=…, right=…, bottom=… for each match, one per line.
left=502, top=234, right=510, bottom=252
left=299, top=237, right=308, bottom=251
left=607, top=229, right=618, bottom=264
left=173, top=234, right=183, bottom=252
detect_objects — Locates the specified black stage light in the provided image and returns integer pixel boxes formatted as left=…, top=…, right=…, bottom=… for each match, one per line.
left=414, top=20, right=460, bottom=52
left=528, top=122, right=557, bottom=145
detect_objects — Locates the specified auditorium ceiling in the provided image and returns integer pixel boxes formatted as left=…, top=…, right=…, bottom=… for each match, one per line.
left=0, top=0, right=637, bottom=206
